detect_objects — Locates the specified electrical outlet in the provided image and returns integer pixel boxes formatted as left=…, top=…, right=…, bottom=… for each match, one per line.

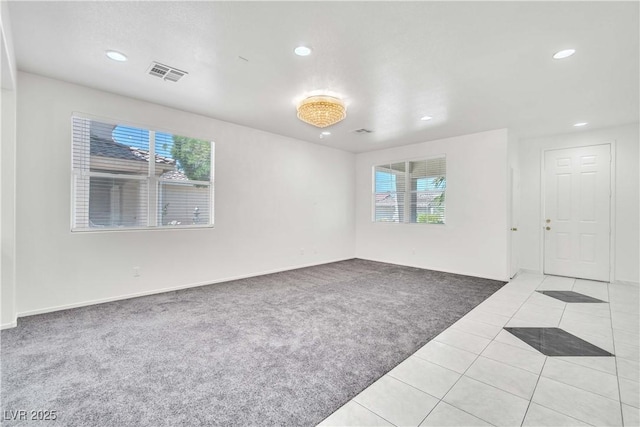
left=133, top=267, right=140, bottom=277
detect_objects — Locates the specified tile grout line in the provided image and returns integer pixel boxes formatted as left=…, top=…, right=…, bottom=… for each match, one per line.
left=529, top=402, right=600, bottom=427
left=411, top=352, right=474, bottom=373
left=554, top=277, right=574, bottom=327
left=607, top=281, right=626, bottom=426
left=475, top=351, right=542, bottom=374
left=526, top=378, right=620, bottom=422
left=550, top=356, right=617, bottom=376
left=381, top=374, right=448, bottom=427
left=445, top=281, right=547, bottom=346
left=557, top=297, right=568, bottom=327
left=417, top=400, right=498, bottom=427
left=386, top=367, right=452, bottom=398
left=452, top=314, right=511, bottom=330
left=382, top=359, right=495, bottom=426
left=412, top=350, right=543, bottom=399
left=458, top=356, right=544, bottom=401
left=537, top=364, right=625, bottom=404
left=383, top=359, right=497, bottom=426
left=432, top=333, right=492, bottom=352
left=351, top=400, right=397, bottom=427
left=520, top=356, right=548, bottom=427
left=416, top=338, right=541, bottom=374
left=419, top=346, right=495, bottom=426
left=447, top=325, right=503, bottom=342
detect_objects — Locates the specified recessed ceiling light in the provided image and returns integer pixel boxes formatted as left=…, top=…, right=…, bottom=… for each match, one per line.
left=321, top=131, right=331, bottom=136
left=553, top=49, right=576, bottom=59
left=573, top=122, right=588, bottom=127
left=420, top=115, right=433, bottom=121
left=294, top=46, right=312, bottom=56
left=106, top=50, right=127, bottom=62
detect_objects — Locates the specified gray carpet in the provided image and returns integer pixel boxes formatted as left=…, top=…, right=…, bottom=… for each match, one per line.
left=1, top=259, right=504, bottom=426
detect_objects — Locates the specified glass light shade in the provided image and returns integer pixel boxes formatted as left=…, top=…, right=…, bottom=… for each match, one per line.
left=296, top=96, right=346, bottom=128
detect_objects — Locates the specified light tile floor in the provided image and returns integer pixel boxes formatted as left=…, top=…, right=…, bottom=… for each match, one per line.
left=319, top=273, right=640, bottom=426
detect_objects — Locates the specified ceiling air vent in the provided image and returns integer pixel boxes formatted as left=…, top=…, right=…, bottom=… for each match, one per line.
left=147, top=62, right=188, bottom=82
left=353, top=128, right=374, bottom=134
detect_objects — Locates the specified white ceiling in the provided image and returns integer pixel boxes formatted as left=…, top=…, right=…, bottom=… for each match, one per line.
left=8, top=1, right=639, bottom=153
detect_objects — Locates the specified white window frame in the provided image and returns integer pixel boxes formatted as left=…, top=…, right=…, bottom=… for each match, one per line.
left=71, top=114, right=215, bottom=232
left=371, top=155, right=446, bottom=225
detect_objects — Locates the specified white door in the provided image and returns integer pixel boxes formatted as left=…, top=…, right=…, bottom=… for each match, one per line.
left=544, top=144, right=611, bottom=281
left=510, top=167, right=520, bottom=278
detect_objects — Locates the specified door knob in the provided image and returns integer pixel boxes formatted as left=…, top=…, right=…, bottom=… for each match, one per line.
left=510, top=227, right=518, bottom=231
left=546, top=226, right=551, bottom=231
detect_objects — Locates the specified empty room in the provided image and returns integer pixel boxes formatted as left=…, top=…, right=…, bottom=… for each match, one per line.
left=1, top=2, right=638, bottom=426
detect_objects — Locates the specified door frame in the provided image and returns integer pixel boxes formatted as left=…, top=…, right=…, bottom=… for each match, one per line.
left=539, top=141, right=616, bottom=283
left=510, top=166, right=519, bottom=278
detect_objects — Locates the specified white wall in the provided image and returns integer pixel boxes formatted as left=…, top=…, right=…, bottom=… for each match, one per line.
left=507, top=131, right=520, bottom=278
left=1, top=88, right=17, bottom=328
left=519, top=123, right=639, bottom=283
left=1, top=2, right=18, bottom=329
left=355, top=129, right=510, bottom=281
left=15, top=72, right=355, bottom=316
left=0, top=0, right=16, bottom=88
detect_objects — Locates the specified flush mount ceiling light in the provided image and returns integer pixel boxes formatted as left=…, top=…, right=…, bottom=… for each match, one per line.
left=297, top=95, right=346, bottom=128
left=105, top=50, right=127, bottom=62
left=573, top=122, right=588, bottom=127
left=553, top=49, right=576, bottom=59
left=294, top=46, right=312, bottom=56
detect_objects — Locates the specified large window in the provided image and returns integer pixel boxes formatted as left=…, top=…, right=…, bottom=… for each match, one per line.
left=373, top=156, right=446, bottom=224
left=72, top=116, right=214, bottom=231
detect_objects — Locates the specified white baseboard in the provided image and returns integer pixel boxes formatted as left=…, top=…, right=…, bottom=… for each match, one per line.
left=1, top=320, right=17, bottom=330
left=356, top=256, right=509, bottom=282
left=518, top=268, right=543, bottom=275
left=16, top=257, right=355, bottom=319
left=615, top=279, right=639, bottom=287
left=516, top=269, right=638, bottom=286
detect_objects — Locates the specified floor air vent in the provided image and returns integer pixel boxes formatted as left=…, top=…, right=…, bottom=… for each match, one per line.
left=147, top=62, right=188, bottom=82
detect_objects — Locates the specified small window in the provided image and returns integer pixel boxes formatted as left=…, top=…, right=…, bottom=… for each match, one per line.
left=373, top=156, right=446, bottom=224
left=72, top=116, right=214, bottom=231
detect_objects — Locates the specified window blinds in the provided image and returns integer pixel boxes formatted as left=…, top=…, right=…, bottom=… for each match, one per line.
left=71, top=116, right=213, bottom=230
left=374, top=156, right=446, bottom=224
left=374, top=162, right=406, bottom=223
